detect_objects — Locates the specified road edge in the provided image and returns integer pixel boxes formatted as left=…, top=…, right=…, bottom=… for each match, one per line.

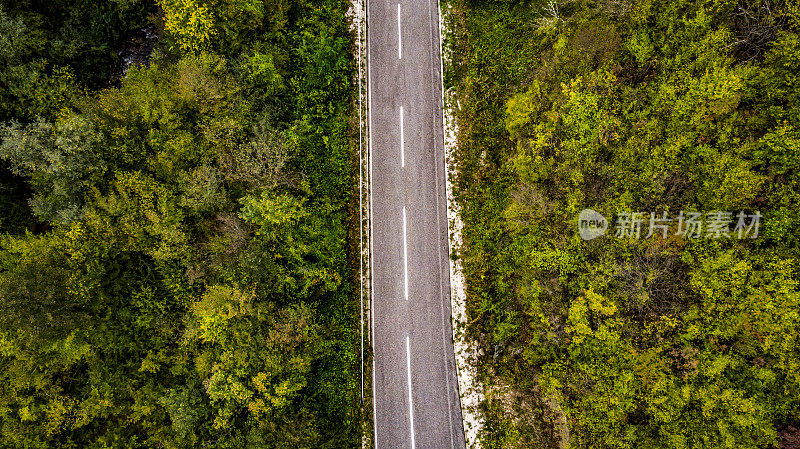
left=347, top=0, right=373, bottom=445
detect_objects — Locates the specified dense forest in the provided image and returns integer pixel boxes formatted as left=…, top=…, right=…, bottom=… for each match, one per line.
left=446, top=0, right=800, bottom=447
left=0, top=0, right=359, bottom=447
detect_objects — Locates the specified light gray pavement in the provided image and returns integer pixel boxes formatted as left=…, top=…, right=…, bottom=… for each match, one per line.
left=368, top=0, right=466, bottom=445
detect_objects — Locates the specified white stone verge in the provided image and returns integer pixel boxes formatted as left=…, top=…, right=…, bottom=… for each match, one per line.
left=438, top=2, right=485, bottom=447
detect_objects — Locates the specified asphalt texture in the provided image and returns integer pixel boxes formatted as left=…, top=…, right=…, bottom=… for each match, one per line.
left=368, top=0, right=466, bottom=445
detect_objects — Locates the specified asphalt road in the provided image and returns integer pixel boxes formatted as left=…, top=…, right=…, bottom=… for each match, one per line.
left=368, top=0, right=466, bottom=445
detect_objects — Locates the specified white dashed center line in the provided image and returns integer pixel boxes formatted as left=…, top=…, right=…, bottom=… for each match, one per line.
left=403, top=206, right=409, bottom=301
left=406, top=335, right=416, bottom=449
left=397, top=4, right=403, bottom=60
left=400, top=106, right=405, bottom=167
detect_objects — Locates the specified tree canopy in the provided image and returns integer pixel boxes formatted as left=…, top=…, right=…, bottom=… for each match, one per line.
left=447, top=0, right=800, bottom=447
left=0, top=0, right=359, bottom=446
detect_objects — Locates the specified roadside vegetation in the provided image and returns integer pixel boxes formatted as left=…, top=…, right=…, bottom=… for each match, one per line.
left=0, top=0, right=359, bottom=447
left=445, top=0, right=800, bottom=447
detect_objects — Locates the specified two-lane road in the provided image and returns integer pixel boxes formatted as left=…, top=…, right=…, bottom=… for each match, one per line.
left=368, top=0, right=466, bottom=446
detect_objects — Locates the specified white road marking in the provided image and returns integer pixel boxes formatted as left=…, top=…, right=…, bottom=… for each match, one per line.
left=367, top=2, right=378, bottom=444
left=406, top=335, right=416, bottom=449
left=400, top=106, right=405, bottom=167
left=397, top=3, right=403, bottom=60
left=403, top=206, right=409, bottom=301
